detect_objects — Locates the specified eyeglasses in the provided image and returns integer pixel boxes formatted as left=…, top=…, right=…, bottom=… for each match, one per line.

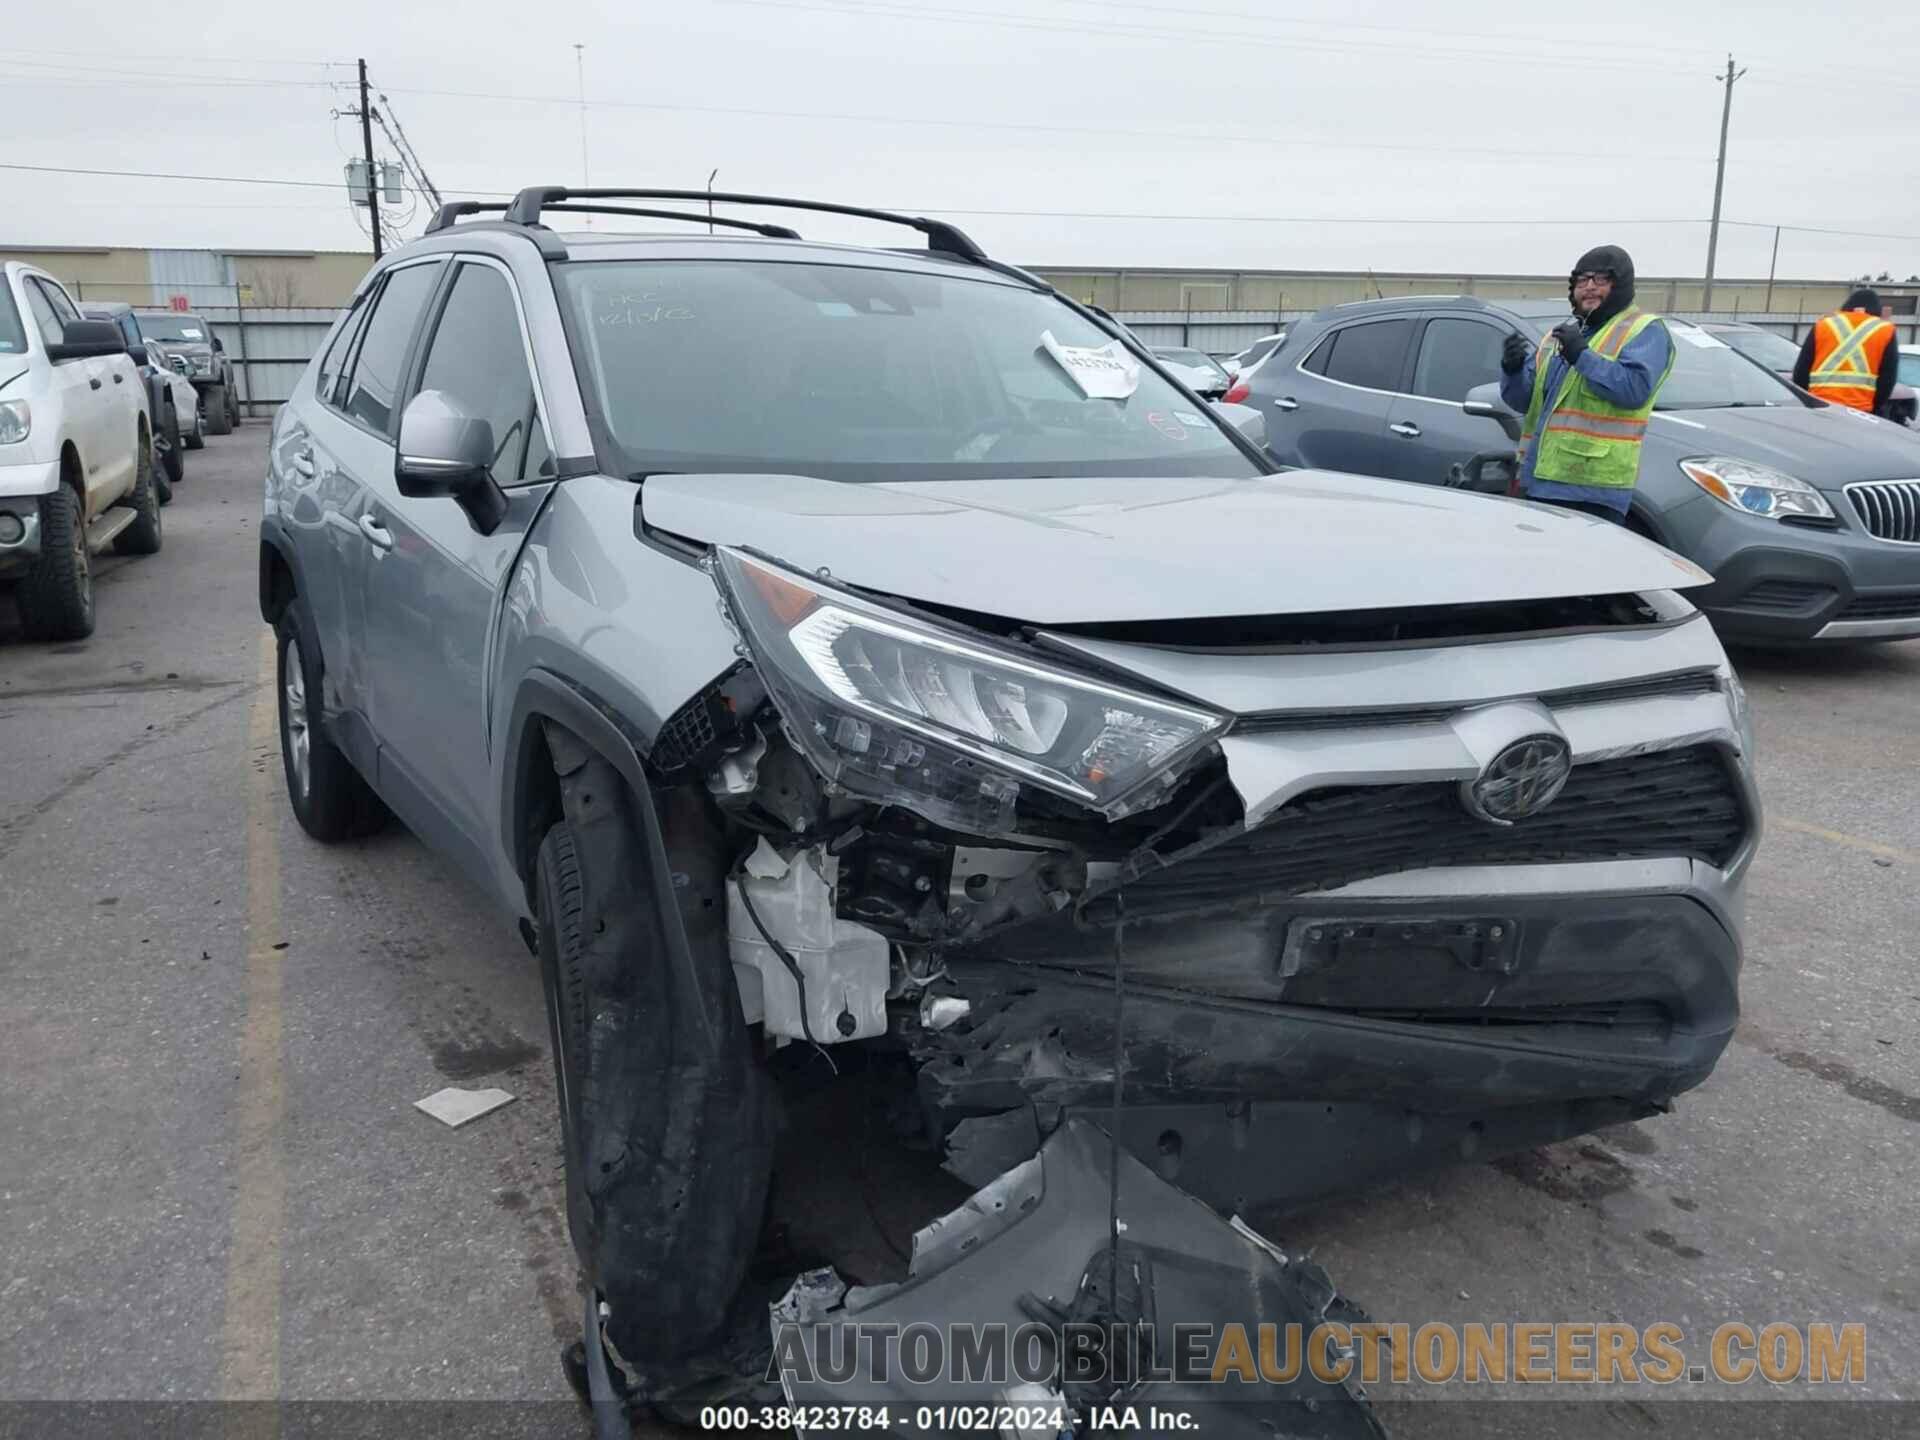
left=1572, top=271, right=1615, bottom=287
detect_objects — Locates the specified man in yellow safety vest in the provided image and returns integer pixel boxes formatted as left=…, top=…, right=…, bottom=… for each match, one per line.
left=1498, top=244, right=1675, bottom=525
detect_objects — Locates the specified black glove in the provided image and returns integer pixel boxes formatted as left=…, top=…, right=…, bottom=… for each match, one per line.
left=1501, top=332, right=1530, bottom=375
left=1552, top=320, right=1589, bottom=364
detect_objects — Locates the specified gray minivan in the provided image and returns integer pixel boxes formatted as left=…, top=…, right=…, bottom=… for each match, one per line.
left=1249, top=296, right=1920, bottom=643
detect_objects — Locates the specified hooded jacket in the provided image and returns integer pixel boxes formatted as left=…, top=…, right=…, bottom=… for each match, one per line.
left=1568, top=244, right=1638, bottom=333
left=1792, top=286, right=1898, bottom=415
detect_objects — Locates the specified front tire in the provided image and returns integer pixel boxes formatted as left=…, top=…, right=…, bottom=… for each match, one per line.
left=203, top=384, right=233, bottom=436
left=17, top=486, right=93, bottom=642
left=184, top=405, right=205, bottom=450
left=274, top=602, right=388, bottom=842
left=533, top=783, right=773, bottom=1366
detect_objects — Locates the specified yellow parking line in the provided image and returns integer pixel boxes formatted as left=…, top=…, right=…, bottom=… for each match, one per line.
left=220, top=629, right=286, bottom=1407
left=1775, top=816, right=1917, bottom=865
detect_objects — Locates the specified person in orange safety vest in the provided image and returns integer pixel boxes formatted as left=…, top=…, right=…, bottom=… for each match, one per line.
left=1792, top=288, right=1898, bottom=415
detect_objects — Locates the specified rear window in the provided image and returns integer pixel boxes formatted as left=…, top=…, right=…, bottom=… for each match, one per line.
left=0, top=282, right=25, bottom=355
left=554, top=260, right=1261, bottom=483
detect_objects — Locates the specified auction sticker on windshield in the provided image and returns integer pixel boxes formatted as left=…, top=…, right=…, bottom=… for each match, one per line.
left=1039, top=329, right=1140, bottom=399
left=1675, top=328, right=1728, bottom=349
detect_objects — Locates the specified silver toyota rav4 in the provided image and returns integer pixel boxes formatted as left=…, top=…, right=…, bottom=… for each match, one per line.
left=261, top=187, right=1759, bottom=1371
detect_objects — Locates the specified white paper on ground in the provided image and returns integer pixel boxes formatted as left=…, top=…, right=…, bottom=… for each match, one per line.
left=1038, top=330, right=1140, bottom=399
left=416, top=1086, right=517, bottom=1128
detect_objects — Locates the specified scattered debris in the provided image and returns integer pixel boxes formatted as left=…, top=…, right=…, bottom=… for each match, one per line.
left=1873, top=857, right=1894, bottom=868
left=415, top=1085, right=516, bottom=1128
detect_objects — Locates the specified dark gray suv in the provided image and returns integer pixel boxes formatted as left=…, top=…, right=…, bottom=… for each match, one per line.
left=1249, top=296, right=1920, bottom=643
left=259, top=190, right=1757, bottom=1378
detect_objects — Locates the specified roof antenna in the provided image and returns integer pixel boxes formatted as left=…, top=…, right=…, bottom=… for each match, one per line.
left=573, top=44, right=591, bottom=229
left=708, top=168, right=719, bottom=235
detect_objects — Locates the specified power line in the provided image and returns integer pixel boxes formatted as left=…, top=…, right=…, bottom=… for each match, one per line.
left=7, top=161, right=1920, bottom=248
left=714, top=0, right=1716, bottom=80
left=378, top=82, right=1715, bottom=164
left=0, top=58, right=337, bottom=89
left=0, top=45, right=344, bottom=67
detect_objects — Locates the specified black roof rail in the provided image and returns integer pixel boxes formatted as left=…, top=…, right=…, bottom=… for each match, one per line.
left=501, top=187, right=988, bottom=262
left=426, top=198, right=802, bottom=239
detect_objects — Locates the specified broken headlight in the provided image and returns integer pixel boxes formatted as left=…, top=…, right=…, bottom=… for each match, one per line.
left=714, top=548, right=1227, bottom=833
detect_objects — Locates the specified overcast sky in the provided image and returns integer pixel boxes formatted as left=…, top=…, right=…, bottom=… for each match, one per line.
left=8, top=0, right=1920, bottom=281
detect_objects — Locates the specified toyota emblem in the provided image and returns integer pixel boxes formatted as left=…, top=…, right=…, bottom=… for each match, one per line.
left=1463, top=735, right=1573, bottom=826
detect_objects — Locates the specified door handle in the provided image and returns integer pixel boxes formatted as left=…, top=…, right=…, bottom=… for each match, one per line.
left=358, top=514, right=394, bottom=551
left=1390, top=421, right=1422, bottom=438
left=1273, top=396, right=1299, bottom=411
left=89, top=377, right=103, bottom=390
left=290, top=448, right=315, bottom=478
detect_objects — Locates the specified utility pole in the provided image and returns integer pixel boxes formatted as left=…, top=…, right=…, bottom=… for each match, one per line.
left=1701, top=54, right=1746, bottom=312
left=358, top=57, right=382, bottom=260
left=1763, top=225, right=1782, bottom=312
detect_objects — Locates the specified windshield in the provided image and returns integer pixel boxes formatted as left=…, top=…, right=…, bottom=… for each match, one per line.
left=1900, top=351, right=1920, bottom=386
left=135, top=314, right=208, bottom=343
left=1517, top=314, right=1807, bottom=410
left=555, top=260, right=1261, bottom=482
left=1713, top=326, right=1800, bottom=371
left=0, top=282, right=26, bottom=357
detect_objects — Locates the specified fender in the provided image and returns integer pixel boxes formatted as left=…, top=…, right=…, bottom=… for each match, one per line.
left=257, top=518, right=308, bottom=624
left=501, top=666, right=724, bottom=1054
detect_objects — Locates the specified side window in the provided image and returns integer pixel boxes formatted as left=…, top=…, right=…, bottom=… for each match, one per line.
left=413, top=263, right=548, bottom=484
left=340, top=262, right=442, bottom=437
left=316, top=295, right=370, bottom=406
left=40, top=280, right=82, bottom=326
left=24, top=281, right=66, bottom=347
left=1411, top=319, right=1507, bottom=403
left=1300, top=333, right=1332, bottom=376
left=1319, top=319, right=1415, bottom=392
left=119, top=316, right=142, bottom=351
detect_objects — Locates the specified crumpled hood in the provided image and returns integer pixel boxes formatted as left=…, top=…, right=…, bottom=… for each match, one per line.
left=642, top=471, right=1711, bottom=625
left=1654, top=402, right=1920, bottom=487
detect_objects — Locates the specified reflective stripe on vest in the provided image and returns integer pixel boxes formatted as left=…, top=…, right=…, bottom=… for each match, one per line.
left=1808, top=310, right=1894, bottom=410
left=1519, top=308, right=1673, bottom=493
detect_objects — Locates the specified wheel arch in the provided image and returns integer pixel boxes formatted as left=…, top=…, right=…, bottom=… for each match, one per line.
left=257, top=522, right=304, bottom=624
left=502, top=667, right=732, bottom=1059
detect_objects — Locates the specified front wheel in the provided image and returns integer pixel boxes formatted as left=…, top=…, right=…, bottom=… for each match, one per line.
left=533, top=780, right=773, bottom=1366
left=183, top=404, right=205, bottom=450
left=203, top=384, right=232, bottom=436
left=16, top=487, right=93, bottom=642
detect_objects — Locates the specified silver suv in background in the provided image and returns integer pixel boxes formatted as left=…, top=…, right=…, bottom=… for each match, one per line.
left=260, top=188, right=1758, bottom=1375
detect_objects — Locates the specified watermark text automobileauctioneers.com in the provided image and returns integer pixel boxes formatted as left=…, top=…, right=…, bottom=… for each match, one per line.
left=766, top=1320, right=1867, bottom=1389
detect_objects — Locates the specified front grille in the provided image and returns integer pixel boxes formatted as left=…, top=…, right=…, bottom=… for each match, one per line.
left=1736, top=579, right=1837, bottom=613
left=1235, top=670, right=1720, bottom=734
left=1837, top=591, right=1920, bottom=622
left=1847, top=481, right=1920, bottom=543
left=1105, top=745, right=1747, bottom=920
left=1540, top=669, right=1721, bottom=707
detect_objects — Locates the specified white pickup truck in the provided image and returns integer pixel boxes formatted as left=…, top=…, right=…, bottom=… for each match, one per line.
left=0, top=261, right=162, bottom=641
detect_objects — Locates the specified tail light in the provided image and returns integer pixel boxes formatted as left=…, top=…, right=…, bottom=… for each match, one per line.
left=1222, top=374, right=1250, bottom=405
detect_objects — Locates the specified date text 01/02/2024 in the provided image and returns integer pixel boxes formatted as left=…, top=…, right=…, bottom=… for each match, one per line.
left=697, top=1404, right=1125, bottom=1431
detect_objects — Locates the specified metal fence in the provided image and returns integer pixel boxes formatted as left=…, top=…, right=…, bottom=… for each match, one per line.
left=64, top=280, right=343, bottom=420
left=1119, top=309, right=1920, bottom=355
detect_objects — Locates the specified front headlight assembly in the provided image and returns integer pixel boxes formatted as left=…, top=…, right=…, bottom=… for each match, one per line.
left=1680, top=456, right=1833, bottom=520
left=714, top=548, right=1228, bottom=834
left=0, top=400, right=29, bottom=445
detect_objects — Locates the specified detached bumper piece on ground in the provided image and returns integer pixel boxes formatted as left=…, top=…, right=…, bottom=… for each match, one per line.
left=576, top=1120, right=1385, bottom=1438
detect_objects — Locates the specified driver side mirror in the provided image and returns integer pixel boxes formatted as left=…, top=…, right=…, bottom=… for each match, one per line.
left=127, top=342, right=150, bottom=368
left=211, top=336, right=225, bottom=353
left=1462, top=381, right=1524, bottom=443
left=395, top=390, right=508, bottom=534
left=45, top=319, right=129, bottom=363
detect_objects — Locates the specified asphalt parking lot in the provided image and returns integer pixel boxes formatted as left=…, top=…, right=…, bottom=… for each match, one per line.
left=2, top=429, right=1917, bottom=1434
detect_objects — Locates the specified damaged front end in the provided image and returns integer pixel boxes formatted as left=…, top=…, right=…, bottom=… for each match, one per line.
left=681, top=545, right=1756, bottom=1211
